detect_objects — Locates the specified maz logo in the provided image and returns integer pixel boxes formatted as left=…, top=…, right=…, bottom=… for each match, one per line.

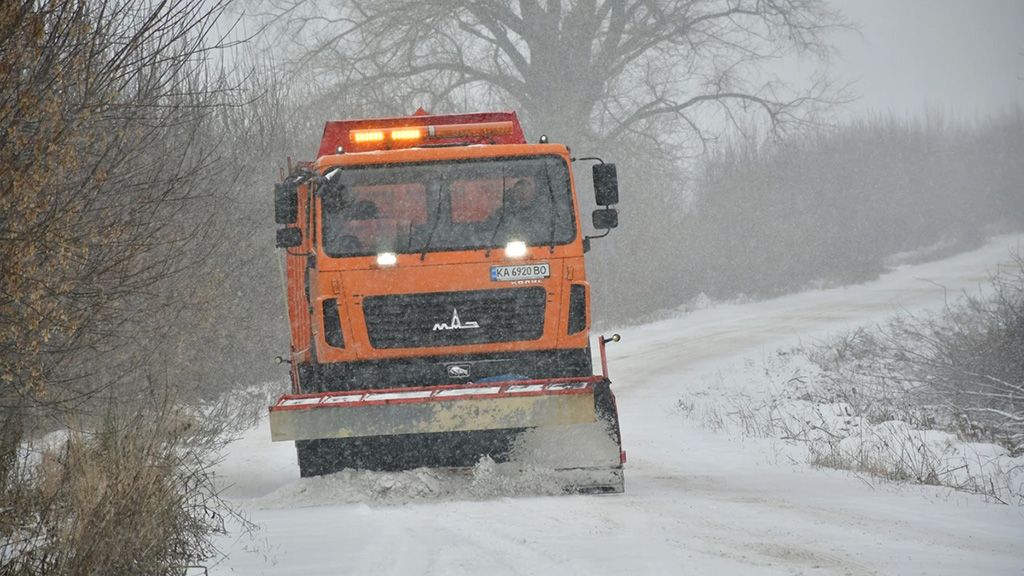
left=447, top=365, right=470, bottom=378
left=433, top=308, right=480, bottom=331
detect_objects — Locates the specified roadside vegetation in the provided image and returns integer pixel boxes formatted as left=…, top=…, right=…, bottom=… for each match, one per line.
left=606, top=112, right=1024, bottom=322
left=809, top=253, right=1024, bottom=456
left=688, top=253, right=1024, bottom=504
left=1, top=0, right=258, bottom=572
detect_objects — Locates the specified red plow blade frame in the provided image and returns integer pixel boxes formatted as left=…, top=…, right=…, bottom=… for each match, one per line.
left=268, top=335, right=625, bottom=492
left=269, top=377, right=602, bottom=442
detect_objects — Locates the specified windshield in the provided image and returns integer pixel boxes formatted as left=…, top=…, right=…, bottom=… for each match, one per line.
left=319, top=155, right=575, bottom=257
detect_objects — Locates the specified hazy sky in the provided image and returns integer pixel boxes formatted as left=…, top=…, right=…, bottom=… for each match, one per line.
left=832, top=0, right=1024, bottom=118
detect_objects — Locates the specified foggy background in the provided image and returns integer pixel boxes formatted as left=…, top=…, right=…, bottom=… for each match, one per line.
left=3, top=1, right=1023, bottom=570
left=832, top=0, right=1023, bottom=118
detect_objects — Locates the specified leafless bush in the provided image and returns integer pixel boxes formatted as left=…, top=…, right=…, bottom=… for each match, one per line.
left=689, top=388, right=1024, bottom=504
left=809, top=252, right=1024, bottom=454
left=0, top=394, right=253, bottom=575
left=766, top=254, right=1024, bottom=502
left=1, top=0, right=237, bottom=420
left=1, top=0, right=256, bottom=571
left=807, top=422, right=1023, bottom=505
left=683, top=327, right=1024, bottom=503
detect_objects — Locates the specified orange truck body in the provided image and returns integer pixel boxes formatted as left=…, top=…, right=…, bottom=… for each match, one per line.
left=284, top=144, right=590, bottom=370
left=270, top=110, right=623, bottom=489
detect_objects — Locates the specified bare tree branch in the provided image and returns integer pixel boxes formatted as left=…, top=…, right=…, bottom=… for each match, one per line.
left=250, top=0, right=848, bottom=151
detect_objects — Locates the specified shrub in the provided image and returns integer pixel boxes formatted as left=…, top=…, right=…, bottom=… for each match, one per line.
left=809, top=252, right=1024, bottom=454
left=0, top=1, right=255, bottom=570
left=0, top=399, right=251, bottom=575
left=683, top=255, right=1024, bottom=502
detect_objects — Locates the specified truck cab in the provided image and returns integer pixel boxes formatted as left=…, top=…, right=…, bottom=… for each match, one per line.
left=275, top=111, right=618, bottom=394
left=271, top=111, right=623, bottom=485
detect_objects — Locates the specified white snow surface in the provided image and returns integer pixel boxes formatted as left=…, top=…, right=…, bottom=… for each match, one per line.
left=212, top=236, right=1024, bottom=575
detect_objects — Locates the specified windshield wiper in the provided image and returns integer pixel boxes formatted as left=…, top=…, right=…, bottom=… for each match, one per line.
left=418, top=179, right=445, bottom=261
left=485, top=169, right=510, bottom=257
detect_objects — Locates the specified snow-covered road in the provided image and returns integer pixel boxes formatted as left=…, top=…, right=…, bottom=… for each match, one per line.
left=213, top=236, right=1024, bottom=575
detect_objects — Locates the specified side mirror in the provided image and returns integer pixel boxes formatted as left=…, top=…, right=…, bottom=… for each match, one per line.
left=276, top=227, right=302, bottom=248
left=275, top=182, right=298, bottom=224
left=592, top=208, right=618, bottom=230
left=593, top=164, right=619, bottom=206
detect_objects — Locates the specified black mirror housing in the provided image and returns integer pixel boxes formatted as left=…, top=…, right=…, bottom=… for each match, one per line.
left=592, top=208, right=618, bottom=230
left=593, top=163, right=619, bottom=206
left=275, top=182, right=299, bottom=224
left=276, top=227, right=302, bottom=248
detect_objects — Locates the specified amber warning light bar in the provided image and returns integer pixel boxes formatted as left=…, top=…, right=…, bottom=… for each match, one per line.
left=349, top=121, right=513, bottom=149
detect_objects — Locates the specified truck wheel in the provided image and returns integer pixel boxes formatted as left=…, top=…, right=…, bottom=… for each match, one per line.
left=295, top=440, right=331, bottom=477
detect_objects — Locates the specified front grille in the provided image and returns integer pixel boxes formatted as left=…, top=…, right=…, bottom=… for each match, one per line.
left=363, top=287, right=546, bottom=349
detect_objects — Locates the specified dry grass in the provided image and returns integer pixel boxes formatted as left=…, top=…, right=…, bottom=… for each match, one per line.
left=1, top=397, right=253, bottom=575
left=808, top=252, right=1024, bottom=455
left=681, top=253, right=1024, bottom=505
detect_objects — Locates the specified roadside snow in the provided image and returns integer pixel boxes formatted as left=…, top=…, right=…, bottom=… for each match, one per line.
left=684, top=350, right=1024, bottom=506
left=211, top=235, right=1024, bottom=576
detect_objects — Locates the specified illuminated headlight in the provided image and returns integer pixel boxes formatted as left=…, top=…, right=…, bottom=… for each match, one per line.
left=376, top=252, right=397, bottom=266
left=504, top=241, right=528, bottom=258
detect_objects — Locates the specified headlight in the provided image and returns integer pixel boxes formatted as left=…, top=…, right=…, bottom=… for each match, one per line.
left=504, top=240, right=527, bottom=258
left=376, top=252, right=397, bottom=266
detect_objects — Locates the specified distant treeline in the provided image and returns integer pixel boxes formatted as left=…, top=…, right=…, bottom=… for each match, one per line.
left=592, top=112, right=1024, bottom=324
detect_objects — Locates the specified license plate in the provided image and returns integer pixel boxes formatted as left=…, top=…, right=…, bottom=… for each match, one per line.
left=490, top=262, right=550, bottom=282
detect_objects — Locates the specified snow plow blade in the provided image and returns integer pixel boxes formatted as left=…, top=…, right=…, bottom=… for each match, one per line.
left=270, top=377, right=600, bottom=441
left=268, top=376, right=625, bottom=493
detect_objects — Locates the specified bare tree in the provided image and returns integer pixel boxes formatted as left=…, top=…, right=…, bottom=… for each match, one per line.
left=1, top=0, right=257, bottom=571
left=0, top=0, right=236, bottom=418
left=256, top=0, right=846, bottom=154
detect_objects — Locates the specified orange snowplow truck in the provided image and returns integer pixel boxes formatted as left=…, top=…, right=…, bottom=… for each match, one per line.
left=268, top=110, right=624, bottom=492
